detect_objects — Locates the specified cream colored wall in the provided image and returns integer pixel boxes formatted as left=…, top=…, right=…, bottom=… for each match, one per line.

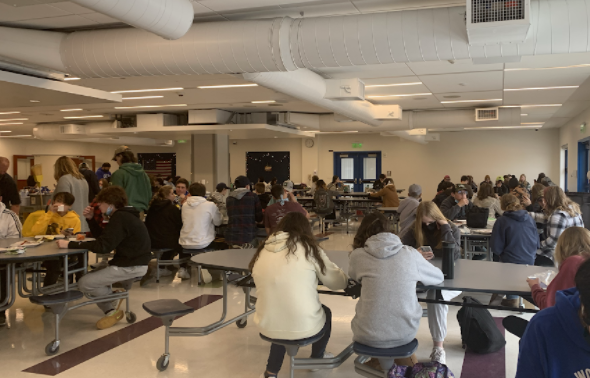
left=559, top=106, right=590, bottom=192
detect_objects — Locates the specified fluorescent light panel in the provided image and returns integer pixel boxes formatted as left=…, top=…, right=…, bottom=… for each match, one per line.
left=0, top=131, right=11, bottom=132
left=441, top=99, right=502, bottom=104
left=122, top=96, right=164, bottom=100
left=504, top=86, right=579, bottom=91
left=251, top=100, right=276, bottom=104
left=505, top=64, right=590, bottom=71
left=198, top=84, right=258, bottom=89
left=315, top=131, right=359, bottom=134
left=0, top=134, right=31, bottom=137
left=521, top=122, right=545, bottom=125
left=367, top=93, right=432, bottom=98
left=111, top=87, right=183, bottom=94
left=0, top=122, right=24, bottom=125
left=464, top=125, right=542, bottom=130
left=63, top=115, right=104, bottom=119
left=114, top=104, right=187, bottom=109
left=0, top=118, right=27, bottom=121
left=0, top=111, right=20, bottom=115
left=60, top=108, right=83, bottom=112
left=521, top=114, right=528, bottom=116
left=365, top=82, right=422, bottom=88
left=64, top=77, right=81, bottom=81
left=501, top=104, right=562, bottom=108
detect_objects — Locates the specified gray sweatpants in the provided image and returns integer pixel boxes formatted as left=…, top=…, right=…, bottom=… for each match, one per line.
left=78, top=265, right=147, bottom=313
left=425, top=289, right=462, bottom=343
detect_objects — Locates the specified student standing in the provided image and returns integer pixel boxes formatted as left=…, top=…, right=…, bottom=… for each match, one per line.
left=250, top=212, right=348, bottom=378
left=96, top=162, right=112, bottom=181
left=0, top=186, right=22, bottom=326
left=397, top=184, right=421, bottom=234
left=369, top=178, right=400, bottom=207
left=79, top=162, right=101, bottom=202
left=264, top=185, right=308, bottom=234
left=225, top=176, right=263, bottom=248
left=110, top=147, right=152, bottom=218
left=54, top=156, right=90, bottom=232
left=309, top=175, right=319, bottom=196
left=0, top=157, right=21, bottom=214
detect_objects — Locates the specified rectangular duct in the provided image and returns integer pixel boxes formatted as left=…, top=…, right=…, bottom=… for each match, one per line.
left=466, top=0, right=530, bottom=45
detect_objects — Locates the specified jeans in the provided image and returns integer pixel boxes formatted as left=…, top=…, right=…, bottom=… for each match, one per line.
left=506, top=295, right=519, bottom=300
left=266, top=305, right=332, bottom=374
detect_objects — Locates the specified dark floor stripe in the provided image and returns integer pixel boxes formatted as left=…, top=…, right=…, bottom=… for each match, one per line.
left=460, top=317, right=506, bottom=378
left=23, top=294, right=222, bottom=376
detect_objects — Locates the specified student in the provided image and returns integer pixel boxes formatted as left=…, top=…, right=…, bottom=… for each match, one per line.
left=54, top=156, right=90, bottom=232
left=268, top=180, right=299, bottom=206
left=0, top=186, right=22, bottom=326
left=209, top=182, right=229, bottom=219
left=327, top=176, right=343, bottom=192
left=515, top=258, right=590, bottom=378
left=433, top=182, right=454, bottom=208
left=313, top=179, right=338, bottom=229
left=349, top=213, right=444, bottom=351
left=96, top=162, right=112, bottom=181
left=99, top=178, right=109, bottom=191
left=508, top=177, right=530, bottom=204
left=489, top=194, right=540, bottom=308
left=264, top=185, right=308, bottom=234
left=110, top=147, right=152, bottom=217
left=460, top=176, right=474, bottom=198
left=480, top=175, right=493, bottom=187
left=79, top=162, right=101, bottom=202
left=400, top=201, right=461, bottom=364
left=255, top=182, right=271, bottom=210
left=523, top=186, right=584, bottom=267
left=535, top=172, right=546, bottom=184
left=309, top=175, right=319, bottom=196
left=519, top=174, right=531, bottom=192
left=373, top=173, right=387, bottom=191
left=494, top=176, right=509, bottom=196
left=504, top=227, right=590, bottom=338
left=369, top=178, right=400, bottom=207
left=440, top=184, right=473, bottom=221
left=58, top=186, right=151, bottom=330
left=174, top=178, right=189, bottom=206
left=473, top=182, right=503, bottom=218
left=225, top=176, right=263, bottom=248
left=436, top=175, right=451, bottom=192
left=467, top=175, right=478, bottom=194
left=397, top=184, right=421, bottom=234
left=0, top=156, right=21, bottom=214
left=250, top=212, right=348, bottom=378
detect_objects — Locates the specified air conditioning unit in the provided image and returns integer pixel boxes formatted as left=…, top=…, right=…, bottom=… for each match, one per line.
left=374, top=105, right=403, bottom=120
left=466, top=0, right=530, bottom=45
left=188, top=109, right=232, bottom=124
left=475, top=107, right=499, bottom=121
left=136, top=114, right=178, bottom=129
left=325, top=78, right=365, bottom=101
left=59, top=124, right=86, bottom=135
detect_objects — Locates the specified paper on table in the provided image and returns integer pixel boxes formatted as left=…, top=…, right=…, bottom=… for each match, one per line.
left=0, top=247, right=25, bottom=254
left=528, top=270, right=556, bottom=289
left=11, top=241, right=42, bottom=248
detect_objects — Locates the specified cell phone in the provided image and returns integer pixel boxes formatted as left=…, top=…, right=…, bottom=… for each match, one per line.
left=57, top=205, right=65, bottom=212
left=419, top=246, right=433, bottom=253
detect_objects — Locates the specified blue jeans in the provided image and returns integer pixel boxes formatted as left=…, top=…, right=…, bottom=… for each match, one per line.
left=266, top=305, right=332, bottom=374
left=506, top=295, right=519, bottom=300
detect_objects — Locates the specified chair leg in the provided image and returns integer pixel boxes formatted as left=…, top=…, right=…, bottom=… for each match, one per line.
left=156, top=254, right=161, bottom=283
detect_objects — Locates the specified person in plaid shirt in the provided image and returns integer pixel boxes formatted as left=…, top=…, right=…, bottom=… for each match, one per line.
left=225, top=176, right=263, bottom=248
left=523, top=186, right=584, bottom=267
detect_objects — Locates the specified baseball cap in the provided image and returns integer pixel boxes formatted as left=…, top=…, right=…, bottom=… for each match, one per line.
left=408, top=184, right=422, bottom=196
left=112, top=145, right=129, bottom=160
left=216, top=183, right=229, bottom=192
left=454, top=183, right=468, bottom=192
left=234, top=175, right=250, bottom=188
left=444, top=175, right=450, bottom=179
left=283, top=180, right=294, bottom=192
left=496, top=176, right=504, bottom=182
left=78, top=162, right=89, bottom=169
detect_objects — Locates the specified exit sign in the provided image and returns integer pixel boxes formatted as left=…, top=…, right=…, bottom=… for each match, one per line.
left=352, top=142, right=363, bottom=149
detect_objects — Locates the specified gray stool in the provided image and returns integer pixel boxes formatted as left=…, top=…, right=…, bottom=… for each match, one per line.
left=30, top=290, right=84, bottom=355
left=182, top=247, right=214, bottom=285
left=259, top=331, right=325, bottom=378
left=353, top=339, right=418, bottom=378
left=151, top=248, right=189, bottom=283
left=143, top=299, right=195, bottom=371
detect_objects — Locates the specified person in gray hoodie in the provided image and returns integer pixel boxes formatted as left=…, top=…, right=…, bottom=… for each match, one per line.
left=397, top=184, right=422, bottom=235
left=349, top=213, right=444, bottom=351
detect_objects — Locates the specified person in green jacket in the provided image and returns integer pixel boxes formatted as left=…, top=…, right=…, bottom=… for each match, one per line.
left=110, top=146, right=152, bottom=215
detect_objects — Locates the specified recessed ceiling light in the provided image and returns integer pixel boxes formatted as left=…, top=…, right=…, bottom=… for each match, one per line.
left=0, top=131, right=11, bottom=133
left=251, top=100, right=276, bottom=104
left=521, top=122, right=545, bottom=125
left=464, top=125, right=543, bottom=130
left=365, top=82, right=422, bottom=88
left=0, top=134, right=32, bottom=138
left=60, top=109, right=83, bottom=112
left=0, top=111, right=20, bottom=115
left=63, top=115, right=104, bottom=119
left=198, top=84, right=258, bottom=89
left=0, top=118, right=28, bottom=121
left=504, top=86, right=579, bottom=91
left=521, top=114, right=528, bottom=116
left=440, top=99, right=502, bottom=104
left=111, top=87, right=183, bottom=94
left=30, top=100, right=40, bottom=103
left=114, top=104, right=187, bottom=109
left=64, top=77, right=81, bottom=81
left=505, top=64, right=590, bottom=71
left=314, top=131, right=359, bottom=134
left=0, top=122, right=24, bottom=125
left=367, top=93, right=432, bottom=98
left=122, top=96, right=164, bottom=100
left=501, top=104, right=562, bottom=108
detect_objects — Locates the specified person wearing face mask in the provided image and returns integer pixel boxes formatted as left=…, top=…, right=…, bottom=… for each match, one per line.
left=439, top=183, right=473, bottom=221
left=57, top=185, right=151, bottom=330
left=264, top=185, right=309, bottom=235
left=400, top=201, right=461, bottom=365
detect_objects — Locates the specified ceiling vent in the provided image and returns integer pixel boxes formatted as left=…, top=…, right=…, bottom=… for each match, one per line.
left=324, top=79, right=365, bottom=101
left=466, top=0, right=530, bottom=45
left=475, top=107, right=499, bottom=121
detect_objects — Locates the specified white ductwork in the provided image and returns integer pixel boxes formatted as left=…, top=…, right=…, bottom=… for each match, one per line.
left=70, top=0, right=194, bottom=40
left=0, top=27, right=67, bottom=72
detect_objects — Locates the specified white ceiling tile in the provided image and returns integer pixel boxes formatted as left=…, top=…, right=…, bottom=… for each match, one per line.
left=541, top=118, right=571, bottom=128
left=433, top=90, right=503, bottom=103
left=0, top=3, right=68, bottom=21
left=505, top=52, right=590, bottom=70
left=3, top=14, right=98, bottom=28
left=313, top=63, right=415, bottom=79
left=198, top=0, right=314, bottom=12
left=47, top=2, right=93, bottom=14
left=277, top=2, right=360, bottom=17
left=503, top=88, right=577, bottom=105
left=352, top=0, right=463, bottom=13
left=419, top=71, right=504, bottom=94
left=366, top=95, right=443, bottom=110
left=504, top=68, right=590, bottom=88
left=407, top=59, right=503, bottom=76
left=192, top=2, right=215, bottom=14
left=79, top=12, right=119, bottom=24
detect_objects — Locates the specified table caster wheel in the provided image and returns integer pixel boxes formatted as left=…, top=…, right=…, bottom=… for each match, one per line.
left=156, top=354, right=169, bottom=371
left=45, top=340, right=60, bottom=356
left=236, top=318, right=247, bottom=328
left=126, top=312, right=137, bottom=324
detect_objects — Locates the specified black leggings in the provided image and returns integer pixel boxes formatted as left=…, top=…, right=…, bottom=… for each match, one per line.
left=503, top=316, right=529, bottom=339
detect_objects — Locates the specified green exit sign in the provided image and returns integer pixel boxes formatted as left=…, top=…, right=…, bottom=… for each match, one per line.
left=177, top=139, right=187, bottom=144
left=352, top=142, right=363, bottom=149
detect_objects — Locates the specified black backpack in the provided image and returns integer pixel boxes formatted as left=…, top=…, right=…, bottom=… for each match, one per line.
left=466, top=206, right=489, bottom=229
left=456, top=297, right=506, bottom=354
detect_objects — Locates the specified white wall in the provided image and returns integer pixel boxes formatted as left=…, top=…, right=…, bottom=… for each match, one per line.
left=560, top=106, right=590, bottom=192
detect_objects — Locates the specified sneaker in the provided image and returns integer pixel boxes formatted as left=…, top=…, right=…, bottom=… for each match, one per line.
left=310, top=352, right=334, bottom=371
left=157, top=269, right=173, bottom=278
left=177, top=267, right=191, bottom=280
left=96, top=309, right=124, bottom=330
left=430, top=347, right=446, bottom=364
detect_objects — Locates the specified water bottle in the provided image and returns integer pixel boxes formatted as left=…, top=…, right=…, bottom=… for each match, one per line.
left=442, top=241, right=455, bottom=279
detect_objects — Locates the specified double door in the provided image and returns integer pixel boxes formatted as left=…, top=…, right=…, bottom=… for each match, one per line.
left=334, top=151, right=382, bottom=192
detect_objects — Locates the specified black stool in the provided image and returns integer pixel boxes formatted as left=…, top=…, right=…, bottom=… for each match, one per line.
left=353, top=339, right=418, bottom=378
left=259, top=331, right=325, bottom=378
left=30, top=290, right=84, bottom=355
left=143, top=299, right=195, bottom=371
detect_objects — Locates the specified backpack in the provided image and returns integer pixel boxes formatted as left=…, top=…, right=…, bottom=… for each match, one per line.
left=456, top=296, right=506, bottom=354
left=466, top=206, right=489, bottom=229
left=388, top=362, right=454, bottom=378
left=314, top=189, right=334, bottom=215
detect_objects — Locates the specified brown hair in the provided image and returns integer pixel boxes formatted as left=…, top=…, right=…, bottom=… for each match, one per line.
left=95, top=185, right=128, bottom=209
left=189, top=182, right=206, bottom=197
left=352, top=212, right=390, bottom=250
left=248, top=212, right=326, bottom=274
left=531, top=183, right=545, bottom=204
left=316, top=180, right=327, bottom=190
left=176, top=178, right=189, bottom=189
left=477, top=182, right=494, bottom=201
left=150, top=185, right=174, bottom=206
left=271, top=184, right=284, bottom=199
left=500, top=193, right=522, bottom=211
left=99, top=178, right=109, bottom=189
left=312, top=175, right=319, bottom=183
left=52, top=192, right=75, bottom=206
left=484, top=175, right=491, bottom=182
left=255, top=182, right=266, bottom=194
left=119, top=150, right=137, bottom=164
left=414, top=201, right=449, bottom=249
left=544, top=186, right=581, bottom=217
left=54, top=156, right=83, bottom=181
left=554, top=227, right=590, bottom=266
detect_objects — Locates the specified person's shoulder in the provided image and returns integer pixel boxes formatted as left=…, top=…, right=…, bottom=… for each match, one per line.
left=526, top=306, right=559, bottom=333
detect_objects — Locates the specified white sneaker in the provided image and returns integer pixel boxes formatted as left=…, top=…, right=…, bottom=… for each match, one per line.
left=430, top=347, right=446, bottom=364
left=177, top=267, right=191, bottom=280
left=157, top=269, right=173, bottom=277
left=310, top=352, right=334, bottom=371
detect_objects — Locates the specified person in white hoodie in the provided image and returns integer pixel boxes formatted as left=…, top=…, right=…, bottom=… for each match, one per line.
left=178, top=183, right=223, bottom=279
left=0, top=187, right=23, bottom=326
left=250, top=212, right=348, bottom=378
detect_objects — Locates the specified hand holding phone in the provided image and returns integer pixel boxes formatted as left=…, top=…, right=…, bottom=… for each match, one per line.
left=418, top=246, right=434, bottom=260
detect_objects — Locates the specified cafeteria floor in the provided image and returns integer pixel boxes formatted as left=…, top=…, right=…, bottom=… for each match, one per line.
left=0, top=223, right=531, bottom=378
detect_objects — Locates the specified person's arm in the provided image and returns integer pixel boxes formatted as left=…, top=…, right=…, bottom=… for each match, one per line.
left=68, top=214, right=125, bottom=254
left=314, top=249, right=348, bottom=290
left=440, top=198, right=461, bottom=220
left=530, top=283, right=549, bottom=310
left=369, top=188, right=386, bottom=198
left=493, top=199, right=504, bottom=216
left=490, top=220, right=505, bottom=257
left=110, top=171, right=123, bottom=188
left=6, top=211, right=22, bottom=238
left=72, top=217, right=81, bottom=234
left=413, top=249, right=445, bottom=285
left=89, top=172, right=100, bottom=198
left=440, top=223, right=462, bottom=260
left=539, top=213, right=564, bottom=251
left=515, top=321, right=547, bottom=378
left=86, top=217, right=103, bottom=238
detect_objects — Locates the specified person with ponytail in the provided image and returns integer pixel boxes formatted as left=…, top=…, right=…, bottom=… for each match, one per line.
left=516, top=258, right=590, bottom=377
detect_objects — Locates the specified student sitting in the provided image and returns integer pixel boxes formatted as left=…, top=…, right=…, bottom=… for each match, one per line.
left=250, top=212, right=348, bottom=378
left=433, top=182, right=454, bottom=208
left=369, top=178, right=400, bottom=207
left=349, top=213, right=443, bottom=352
left=267, top=180, right=299, bottom=206
left=313, top=179, right=338, bottom=228
left=515, top=258, right=590, bottom=378
left=327, top=176, right=344, bottom=192
left=226, top=176, right=263, bottom=248
left=489, top=194, right=540, bottom=308
left=504, top=227, right=590, bottom=338
left=436, top=175, right=452, bottom=192
left=494, top=176, right=509, bottom=196
left=264, top=185, right=308, bottom=234
left=174, top=178, right=189, bottom=206
left=58, top=186, right=151, bottom=329
left=460, top=175, right=474, bottom=199
left=440, top=183, right=473, bottom=221
left=508, top=177, right=530, bottom=204
left=373, top=173, right=387, bottom=191
left=473, top=182, right=503, bottom=218
left=400, top=201, right=461, bottom=364
left=255, top=182, right=272, bottom=210
left=0, top=187, right=22, bottom=326
left=397, top=184, right=421, bottom=234
left=179, top=183, right=223, bottom=279
left=309, top=175, right=319, bottom=196
left=208, top=182, right=229, bottom=219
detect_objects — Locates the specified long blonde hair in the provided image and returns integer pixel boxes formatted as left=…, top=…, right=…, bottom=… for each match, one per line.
left=544, top=186, right=581, bottom=217
left=150, top=185, right=174, bottom=206
left=414, top=201, right=449, bottom=249
left=555, top=227, right=590, bottom=266
left=54, top=156, right=83, bottom=181
left=500, top=193, right=522, bottom=211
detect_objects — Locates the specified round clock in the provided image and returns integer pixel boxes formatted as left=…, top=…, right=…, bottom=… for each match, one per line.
left=305, top=139, right=315, bottom=148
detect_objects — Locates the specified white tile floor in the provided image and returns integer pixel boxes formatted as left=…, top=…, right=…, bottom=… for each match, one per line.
left=0, top=223, right=531, bottom=377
